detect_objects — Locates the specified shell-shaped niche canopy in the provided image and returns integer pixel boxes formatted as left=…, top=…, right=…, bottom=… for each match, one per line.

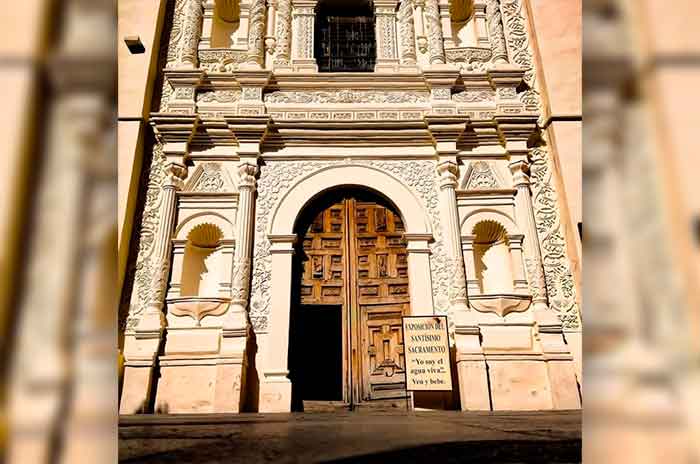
left=187, top=222, right=224, bottom=248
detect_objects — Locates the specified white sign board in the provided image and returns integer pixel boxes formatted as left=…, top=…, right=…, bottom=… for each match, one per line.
left=402, top=316, right=452, bottom=391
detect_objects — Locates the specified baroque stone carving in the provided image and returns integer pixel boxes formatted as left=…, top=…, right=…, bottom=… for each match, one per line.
left=529, top=147, right=580, bottom=329
left=500, top=0, right=540, bottom=110
left=486, top=0, right=507, bottom=64
left=464, top=161, right=501, bottom=189
left=452, top=88, right=496, bottom=103
left=444, top=47, right=492, bottom=71
left=169, top=298, right=231, bottom=326
left=274, top=0, right=293, bottom=65
left=197, top=89, right=242, bottom=103
left=250, top=160, right=449, bottom=332
left=125, top=144, right=168, bottom=329
left=247, top=0, right=267, bottom=65
left=264, top=90, right=430, bottom=104
left=166, top=0, right=203, bottom=69
left=397, top=0, right=417, bottom=65
left=376, top=12, right=397, bottom=60
left=424, top=0, right=446, bottom=64
left=186, top=162, right=227, bottom=192
left=199, top=49, right=248, bottom=72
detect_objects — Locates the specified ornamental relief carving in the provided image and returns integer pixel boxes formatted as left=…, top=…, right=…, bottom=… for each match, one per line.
left=463, top=160, right=502, bottom=189
left=166, top=0, right=203, bottom=69
left=274, top=0, right=293, bottom=65
left=452, top=88, right=495, bottom=103
left=397, top=0, right=417, bottom=65
left=247, top=0, right=267, bottom=64
left=125, top=144, right=168, bottom=329
left=530, top=147, right=580, bottom=329
left=500, top=0, right=540, bottom=111
left=196, top=89, right=242, bottom=104
left=198, top=49, right=248, bottom=72
left=250, top=160, right=449, bottom=333
left=444, top=47, right=492, bottom=72
left=264, top=90, right=430, bottom=104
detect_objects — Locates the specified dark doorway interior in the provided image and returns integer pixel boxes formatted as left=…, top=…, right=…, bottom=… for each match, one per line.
left=288, top=305, right=343, bottom=411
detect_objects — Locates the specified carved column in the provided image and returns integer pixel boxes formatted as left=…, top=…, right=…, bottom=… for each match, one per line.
left=424, top=0, right=446, bottom=64
left=245, top=0, right=267, bottom=67
left=485, top=0, right=507, bottom=64
left=413, top=0, right=428, bottom=54
left=473, top=0, right=489, bottom=48
left=374, top=0, right=401, bottom=72
left=509, top=153, right=548, bottom=313
left=120, top=159, right=188, bottom=414
left=265, top=0, right=277, bottom=57
left=169, top=0, right=204, bottom=69
left=228, top=163, right=258, bottom=327
left=437, top=162, right=469, bottom=313
left=273, top=0, right=293, bottom=68
left=291, top=1, right=318, bottom=71
left=397, top=0, right=418, bottom=69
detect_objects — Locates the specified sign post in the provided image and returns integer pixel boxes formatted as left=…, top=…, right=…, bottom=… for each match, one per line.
left=402, top=315, right=452, bottom=402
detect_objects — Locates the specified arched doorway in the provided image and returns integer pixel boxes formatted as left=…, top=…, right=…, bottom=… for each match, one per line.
left=314, top=0, right=376, bottom=72
left=289, top=188, right=410, bottom=411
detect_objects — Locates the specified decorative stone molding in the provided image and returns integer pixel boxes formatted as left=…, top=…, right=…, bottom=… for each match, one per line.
left=444, top=47, right=492, bottom=72
left=452, top=88, right=495, bottom=103
left=184, top=162, right=236, bottom=192
left=167, top=0, right=204, bottom=69
left=198, top=49, right=248, bottom=72
left=196, top=89, right=242, bottom=103
left=464, top=160, right=502, bottom=189
left=265, top=0, right=277, bottom=54
left=264, top=90, right=430, bottom=104
left=469, top=293, right=530, bottom=317
left=168, top=297, right=231, bottom=325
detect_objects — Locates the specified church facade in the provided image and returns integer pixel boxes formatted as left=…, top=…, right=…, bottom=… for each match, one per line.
left=118, top=0, right=582, bottom=413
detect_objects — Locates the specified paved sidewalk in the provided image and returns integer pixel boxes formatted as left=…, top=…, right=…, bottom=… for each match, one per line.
left=119, top=410, right=581, bottom=463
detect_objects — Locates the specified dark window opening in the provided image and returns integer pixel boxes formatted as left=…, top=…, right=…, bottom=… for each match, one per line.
left=315, top=0, right=375, bottom=72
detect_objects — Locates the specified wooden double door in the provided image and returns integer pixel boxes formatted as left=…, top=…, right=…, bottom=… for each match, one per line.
left=289, top=189, right=410, bottom=409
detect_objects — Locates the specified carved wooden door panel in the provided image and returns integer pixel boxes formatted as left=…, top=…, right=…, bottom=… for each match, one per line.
left=295, top=192, right=410, bottom=407
left=350, top=198, right=410, bottom=402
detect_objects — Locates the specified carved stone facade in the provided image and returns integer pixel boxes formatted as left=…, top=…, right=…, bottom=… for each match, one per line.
left=119, top=0, right=582, bottom=415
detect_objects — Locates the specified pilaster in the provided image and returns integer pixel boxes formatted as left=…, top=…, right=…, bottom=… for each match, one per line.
left=291, top=0, right=318, bottom=72
left=374, top=0, right=401, bottom=73
left=273, top=0, right=294, bottom=69
left=232, top=70, right=272, bottom=116
left=120, top=114, right=199, bottom=414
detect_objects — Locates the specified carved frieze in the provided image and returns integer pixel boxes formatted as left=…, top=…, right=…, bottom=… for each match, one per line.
left=198, top=49, right=248, bottom=72
left=264, top=90, right=430, bottom=104
left=444, top=46, right=492, bottom=72
left=196, top=89, right=242, bottom=104
left=452, top=88, right=496, bottom=103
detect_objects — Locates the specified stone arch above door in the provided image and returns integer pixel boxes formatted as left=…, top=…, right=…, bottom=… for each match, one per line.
left=269, top=164, right=433, bottom=237
left=260, top=164, right=437, bottom=413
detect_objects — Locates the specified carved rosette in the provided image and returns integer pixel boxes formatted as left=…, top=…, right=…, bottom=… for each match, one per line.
left=274, top=0, right=293, bottom=65
left=424, top=0, right=446, bottom=64
left=247, top=0, right=267, bottom=65
left=486, top=0, right=507, bottom=64
left=398, top=0, right=417, bottom=65
left=167, top=0, right=203, bottom=69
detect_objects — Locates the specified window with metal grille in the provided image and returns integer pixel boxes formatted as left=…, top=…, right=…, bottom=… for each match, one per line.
left=315, top=2, right=376, bottom=72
